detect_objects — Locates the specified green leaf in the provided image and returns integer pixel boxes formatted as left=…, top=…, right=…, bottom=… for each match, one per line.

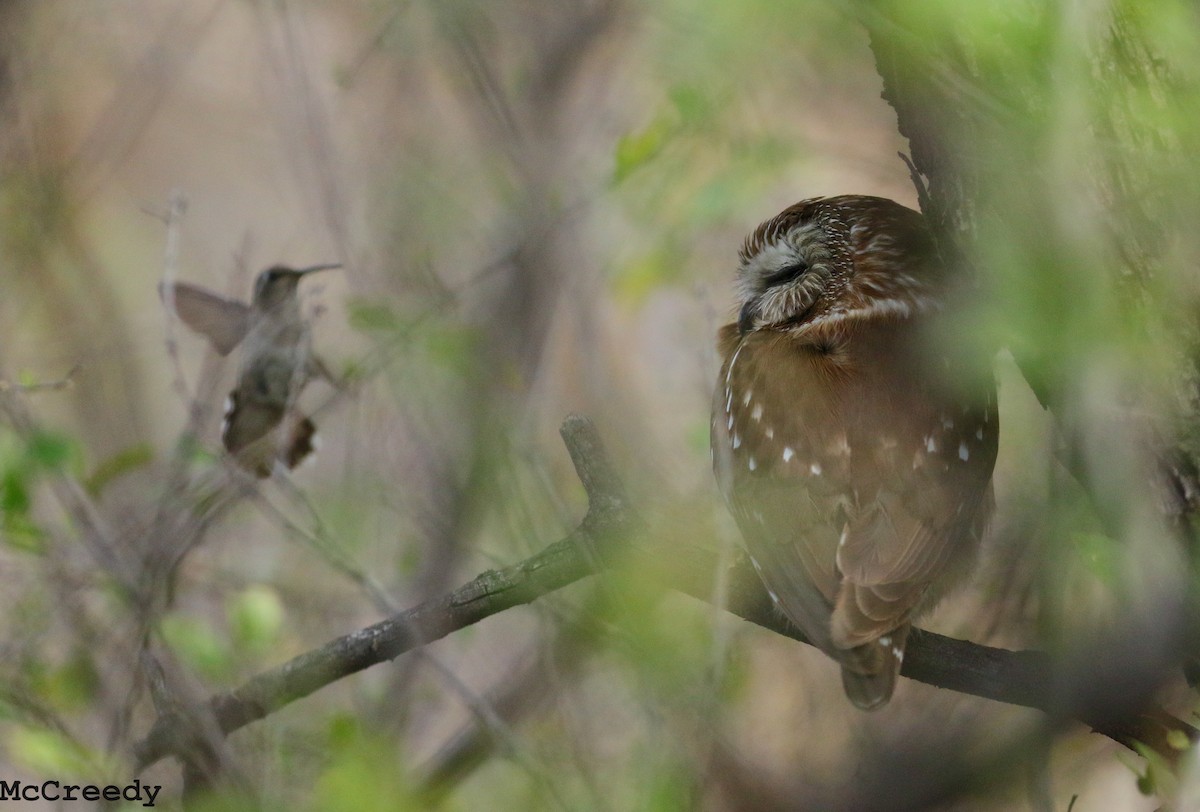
left=312, top=724, right=420, bottom=812
left=1, top=513, right=45, bottom=553
left=1, top=468, right=30, bottom=514
left=614, top=115, right=676, bottom=184
left=1071, top=531, right=1119, bottom=582
left=686, top=421, right=711, bottom=455
left=1167, top=729, right=1191, bottom=751
left=227, top=586, right=284, bottom=654
left=347, top=300, right=401, bottom=334
left=160, top=614, right=231, bottom=679
left=7, top=727, right=102, bottom=780
left=85, top=443, right=154, bottom=496
left=38, top=651, right=99, bottom=710
left=424, top=325, right=479, bottom=374
left=667, top=84, right=714, bottom=126
left=26, top=430, right=75, bottom=470
left=612, top=251, right=679, bottom=305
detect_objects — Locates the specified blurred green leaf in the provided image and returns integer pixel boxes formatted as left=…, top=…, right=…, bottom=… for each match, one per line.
left=35, top=651, right=99, bottom=710
left=311, top=722, right=419, bottom=812
left=326, top=713, right=361, bottom=750
left=686, top=421, right=710, bottom=456
left=84, top=443, right=154, bottom=496
left=1132, top=741, right=1179, bottom=798
left=613, top=251, right=679, bottom=305
left=1, top=514, right=45, bottom=553
left=160, top=614, right=231, bottom=679
left=347, top=300, right=402, bottom=334
left=667, top=84, right=713, bottom=127
left=1071, top=532, right=1120, bottom=583
left=424, top=324, right=480, bottom=374
left=614, top=114, right=676, bottom=184
left=227, top=586, right=284, bottom=654
left=1, top=467, right=30, bottom=514
left=643, top=762, right=694, bottom=812
left=6, top=727, right=102, bottom=781
left=25, top=430, right=76, bottom=471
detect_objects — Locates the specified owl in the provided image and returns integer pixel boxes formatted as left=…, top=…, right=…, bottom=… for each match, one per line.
left=711, top=195, right=997, bottom=709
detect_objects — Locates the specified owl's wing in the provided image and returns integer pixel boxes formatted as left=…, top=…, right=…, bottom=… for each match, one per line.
left=831, top=392, right=997, bottom=648
left=712, top=327, right=851, bottom=652
left=713, top=324, right=998, bottom=656
left=160, top=281, right=251, bottom=356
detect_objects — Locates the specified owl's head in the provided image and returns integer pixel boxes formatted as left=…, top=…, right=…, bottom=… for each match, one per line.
left=733, top=195, right=941, bottom=336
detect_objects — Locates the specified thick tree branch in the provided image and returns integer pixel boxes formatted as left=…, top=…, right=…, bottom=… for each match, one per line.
left=132, top=416, right=1196, bottom=774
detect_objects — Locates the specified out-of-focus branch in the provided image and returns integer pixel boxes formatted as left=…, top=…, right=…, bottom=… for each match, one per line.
left=132, top=416, right=1197, bottom=775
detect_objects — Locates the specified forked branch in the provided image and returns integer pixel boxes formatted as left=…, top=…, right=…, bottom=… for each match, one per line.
left=132, top=416, right=1196, bottom=774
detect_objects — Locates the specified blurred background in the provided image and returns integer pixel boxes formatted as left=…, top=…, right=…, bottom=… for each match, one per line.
left=0, top=1, right=1197, bottom=809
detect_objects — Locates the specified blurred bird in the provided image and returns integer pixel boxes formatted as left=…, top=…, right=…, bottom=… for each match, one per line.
left=162, top=264, right=340, bottom=476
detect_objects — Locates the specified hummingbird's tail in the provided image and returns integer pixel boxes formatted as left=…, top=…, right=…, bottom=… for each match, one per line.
left=222, top=392, right=318, bottom=477
left=283, top=416, right=317, bottom=470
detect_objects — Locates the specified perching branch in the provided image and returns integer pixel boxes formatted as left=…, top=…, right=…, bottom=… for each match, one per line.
left=132, top=415, right=1196, bottom=774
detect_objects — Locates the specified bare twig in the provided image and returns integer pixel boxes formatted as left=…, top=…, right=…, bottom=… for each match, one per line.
left=0, top=364, right=79, bottom=393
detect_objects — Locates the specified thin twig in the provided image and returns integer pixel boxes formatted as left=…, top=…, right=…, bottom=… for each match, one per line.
left=0, top=364, right=80, bottom=393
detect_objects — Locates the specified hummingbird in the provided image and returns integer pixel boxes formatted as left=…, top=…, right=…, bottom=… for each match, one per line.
left=162, top=264, right=340, bottom=477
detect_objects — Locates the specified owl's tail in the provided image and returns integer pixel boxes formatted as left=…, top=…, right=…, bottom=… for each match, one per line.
left=838, top=624, right=910, bottom=711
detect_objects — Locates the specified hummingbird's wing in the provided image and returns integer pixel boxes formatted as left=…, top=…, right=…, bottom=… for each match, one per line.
left=160, top=282, right=252, bottom=356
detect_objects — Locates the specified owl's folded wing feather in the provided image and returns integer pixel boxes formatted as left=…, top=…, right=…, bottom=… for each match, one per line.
left=712, top=328, right=853, bottom=649
left=831, top=398, right=997, bottom=648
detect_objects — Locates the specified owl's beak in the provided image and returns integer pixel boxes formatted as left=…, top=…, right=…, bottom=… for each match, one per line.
left=737, top=300, right=759, bottom=336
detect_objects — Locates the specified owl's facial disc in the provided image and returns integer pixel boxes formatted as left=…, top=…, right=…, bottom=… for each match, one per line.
left=736, top=223, right=833, bottom=334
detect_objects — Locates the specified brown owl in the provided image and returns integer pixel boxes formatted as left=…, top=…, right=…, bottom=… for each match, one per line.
left=711, top=195, right=997, bottom=709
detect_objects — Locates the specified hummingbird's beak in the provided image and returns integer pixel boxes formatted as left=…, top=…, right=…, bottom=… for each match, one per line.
left=295, top=263, right=342, bottom=276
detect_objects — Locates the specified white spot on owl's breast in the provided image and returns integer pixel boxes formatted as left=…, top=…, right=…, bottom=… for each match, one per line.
left=809, top=462, right=822, bottom=476
left=782, top=447, right=795, bottom=462
left=751, top=403, right=763, bottom=422
left=732, top=434, right=742, bottom=449
left=958, top=441, right=969, bottom=461
left=748, top=456, right=757, bottom=471
left=925, top=435, right=938, bottom=453
left=743, top=389, right=753, bottom=407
